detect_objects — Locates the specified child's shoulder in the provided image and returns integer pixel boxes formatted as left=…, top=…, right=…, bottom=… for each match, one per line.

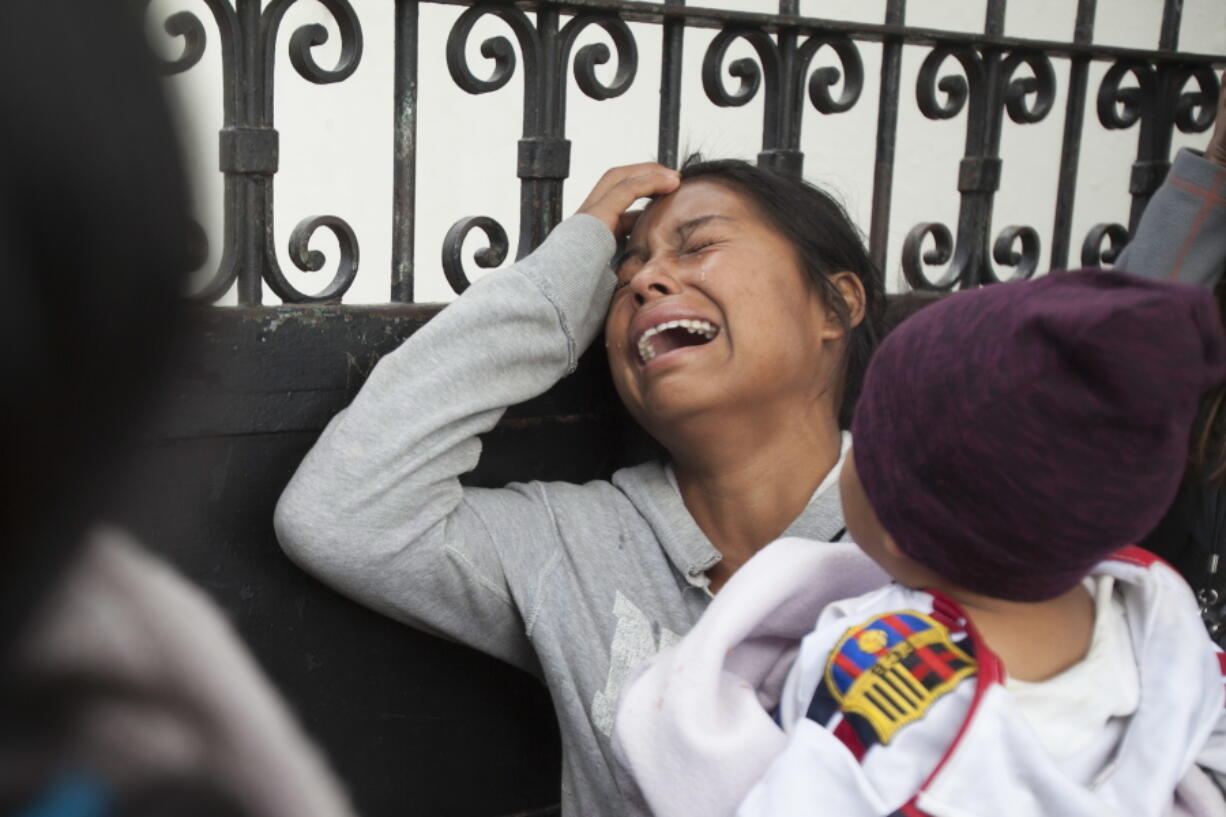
left=803, top=583, right=941, bottom=657
left=780, top=586, right=982, bottom=748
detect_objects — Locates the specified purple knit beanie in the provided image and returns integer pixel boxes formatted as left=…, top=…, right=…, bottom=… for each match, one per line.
left=852, top=270, right=1226, bottom=601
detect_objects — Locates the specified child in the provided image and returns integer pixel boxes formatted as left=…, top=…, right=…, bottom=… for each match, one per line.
left=614, top=270, right=1226, bottom=817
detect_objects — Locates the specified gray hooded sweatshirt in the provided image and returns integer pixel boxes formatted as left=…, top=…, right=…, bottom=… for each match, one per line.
left=274, top=149, right=1222, bottom=817
left=274, top=212, right=848, bottom=816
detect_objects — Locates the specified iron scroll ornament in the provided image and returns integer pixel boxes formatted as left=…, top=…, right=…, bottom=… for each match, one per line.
left=902, top=46, right=1056, bottom=291
left=445, top=5, right=637, bottom=102
left=701, top=26, right=863, bottom=175
left=272, top=215, right=361, bottom=303
left=156, top=7, right=212, bottom=75
left=148, top=0, right=363, bottom=304
left=1096, top=60, right=1218, bottom=133
left=152, top=0, right=242, bottom=302
left=900, top=223, right=1043, bottom=290
left=442, top=216, right=510, bottom=296
left=442, top=4, right=637, bottom=291
left=1081, top=223, right=1129, bottom=267
left=1081, top=61, right=1219, bottom=267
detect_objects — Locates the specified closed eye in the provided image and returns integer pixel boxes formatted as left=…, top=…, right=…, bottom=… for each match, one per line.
left=680, top=240, right=718, bottom=257
left=614, top=245, right=647, bottom=270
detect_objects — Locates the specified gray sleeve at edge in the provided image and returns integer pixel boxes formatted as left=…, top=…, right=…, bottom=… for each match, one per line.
left=1114, top=149, right=1226, bottom=288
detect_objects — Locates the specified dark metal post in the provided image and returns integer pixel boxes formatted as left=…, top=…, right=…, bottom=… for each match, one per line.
left=755, top=0, right=800, bottom=175
left=757, top=0, right=802, bottom=175
left=1159, top=0, right=1183, bottom=51
left=658, top=0, right=685, bottom=168
left=958, top=0, right=1009, bottom=288
left=868, top=0, right=905, bottom=275
left=392, top=0, right=419, bottom=302
left=1127, top=0, right=1183, bottom=232
left=517, top=6, right=566, bottom=259
left=1050, top=0, right=1096, bottom=270
left=237, top=0, right=266, bottom=305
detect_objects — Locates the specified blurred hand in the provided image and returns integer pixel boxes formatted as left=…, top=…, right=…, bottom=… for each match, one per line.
left=1208, top=70, right=1226, bottom=168
left=576, top=163, right=681, bottom=238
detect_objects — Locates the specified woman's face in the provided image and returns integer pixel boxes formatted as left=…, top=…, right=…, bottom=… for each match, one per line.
left=604, top=179, right=849, bottom=440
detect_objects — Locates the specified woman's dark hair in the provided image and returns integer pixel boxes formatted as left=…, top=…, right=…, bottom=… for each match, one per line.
left=678, top=156, right=886, bottom=428
left=1190, top=276, right=1226, bottom=486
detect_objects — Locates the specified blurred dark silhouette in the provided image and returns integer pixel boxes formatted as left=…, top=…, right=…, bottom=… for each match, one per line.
left=0, top=3, right=354, bottom=816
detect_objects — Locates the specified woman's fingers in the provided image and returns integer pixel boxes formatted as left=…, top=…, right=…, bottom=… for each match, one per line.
left=581, top=163, right=666, bottom=207
left=577, top=163, right=681, bottom=236
left=581, top=163, right=676, bottom=208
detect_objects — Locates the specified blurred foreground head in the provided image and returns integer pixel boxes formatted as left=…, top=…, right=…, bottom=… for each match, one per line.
left=0, top=0, right=193, bottom=652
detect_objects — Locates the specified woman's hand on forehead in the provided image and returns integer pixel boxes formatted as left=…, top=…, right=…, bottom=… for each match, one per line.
left=577, top=163, right=681, bottom=238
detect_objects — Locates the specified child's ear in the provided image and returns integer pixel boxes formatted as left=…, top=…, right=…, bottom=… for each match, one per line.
left=819, top=271, right=867, bottom=341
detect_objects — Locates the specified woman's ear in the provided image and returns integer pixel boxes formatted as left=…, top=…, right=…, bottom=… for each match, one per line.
left=818, top=271, right=867, bottom=340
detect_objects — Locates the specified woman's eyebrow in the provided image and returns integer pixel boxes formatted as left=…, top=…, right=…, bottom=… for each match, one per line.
left=674, top=214, right=734, bottom=241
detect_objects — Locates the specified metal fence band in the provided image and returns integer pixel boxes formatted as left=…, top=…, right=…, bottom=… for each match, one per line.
left=219, top=127, right=279, bottom=175
left=151, top=0, right=1223, bottom=304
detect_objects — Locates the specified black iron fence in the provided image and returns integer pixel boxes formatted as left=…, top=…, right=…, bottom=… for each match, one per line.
left=153, top=0, right=1223, bottom=305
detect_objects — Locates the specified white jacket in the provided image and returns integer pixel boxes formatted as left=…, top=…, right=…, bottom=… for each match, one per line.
left=613, top=539, right=1226, bottom=817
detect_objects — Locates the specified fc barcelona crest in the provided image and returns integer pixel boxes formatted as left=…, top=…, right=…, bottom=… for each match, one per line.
left=823, top=610, right=977, bottom=746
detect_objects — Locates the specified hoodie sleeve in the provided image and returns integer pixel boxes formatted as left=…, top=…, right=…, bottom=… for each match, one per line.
left=274, top=214, right=616, bottom=674
left=1114, top=149, right=1226, bottom=287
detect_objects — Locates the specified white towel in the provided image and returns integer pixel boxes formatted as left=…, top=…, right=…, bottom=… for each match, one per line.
left=612, top=537, right=890, bottom=817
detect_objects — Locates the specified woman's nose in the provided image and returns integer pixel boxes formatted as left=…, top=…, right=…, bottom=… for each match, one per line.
left=629, top=259, right=682, bottom=306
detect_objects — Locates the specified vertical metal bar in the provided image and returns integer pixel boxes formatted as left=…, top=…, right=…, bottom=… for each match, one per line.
left=1127, top=0, right=1183, bottom=232
left=868, top=0, right=905, bottom=275
left=392, top=0, right=418, bottom=302
left=1049, top=0, right=1095, bottom=270
left=517, top=6, right=561, bottom=259
left=237, top=0, right=262, bottom=305
left=778, top=0, right=801, bottom=154
left=657, top=0, right=685, bottom=168
left=758, top=0, right=801, bottom=175
left=984, top=0, right=1006, bottom=37
left=1159, top=0, right=1183, bottom=51
left=951, top=0, right=1007, bottom=288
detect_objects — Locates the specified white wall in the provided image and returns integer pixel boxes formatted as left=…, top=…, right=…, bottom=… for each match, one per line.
left=149, top=0, right=1226, bottom=304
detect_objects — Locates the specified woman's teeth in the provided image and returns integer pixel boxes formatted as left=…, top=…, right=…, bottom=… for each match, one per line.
left=636, top=320, right=718, bottom=364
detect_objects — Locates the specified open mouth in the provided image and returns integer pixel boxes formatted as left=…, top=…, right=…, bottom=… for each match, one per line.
left=636, top=320, right=719, bottom=365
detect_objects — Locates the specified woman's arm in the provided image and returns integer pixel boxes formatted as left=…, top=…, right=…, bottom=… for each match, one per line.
left=274, top=166, right=679, bottom=672
left=1114, top=73, right=1226, bottom=285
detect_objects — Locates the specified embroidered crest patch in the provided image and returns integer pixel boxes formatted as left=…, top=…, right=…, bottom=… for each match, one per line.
left=822, top=610, right=976, bottom=746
